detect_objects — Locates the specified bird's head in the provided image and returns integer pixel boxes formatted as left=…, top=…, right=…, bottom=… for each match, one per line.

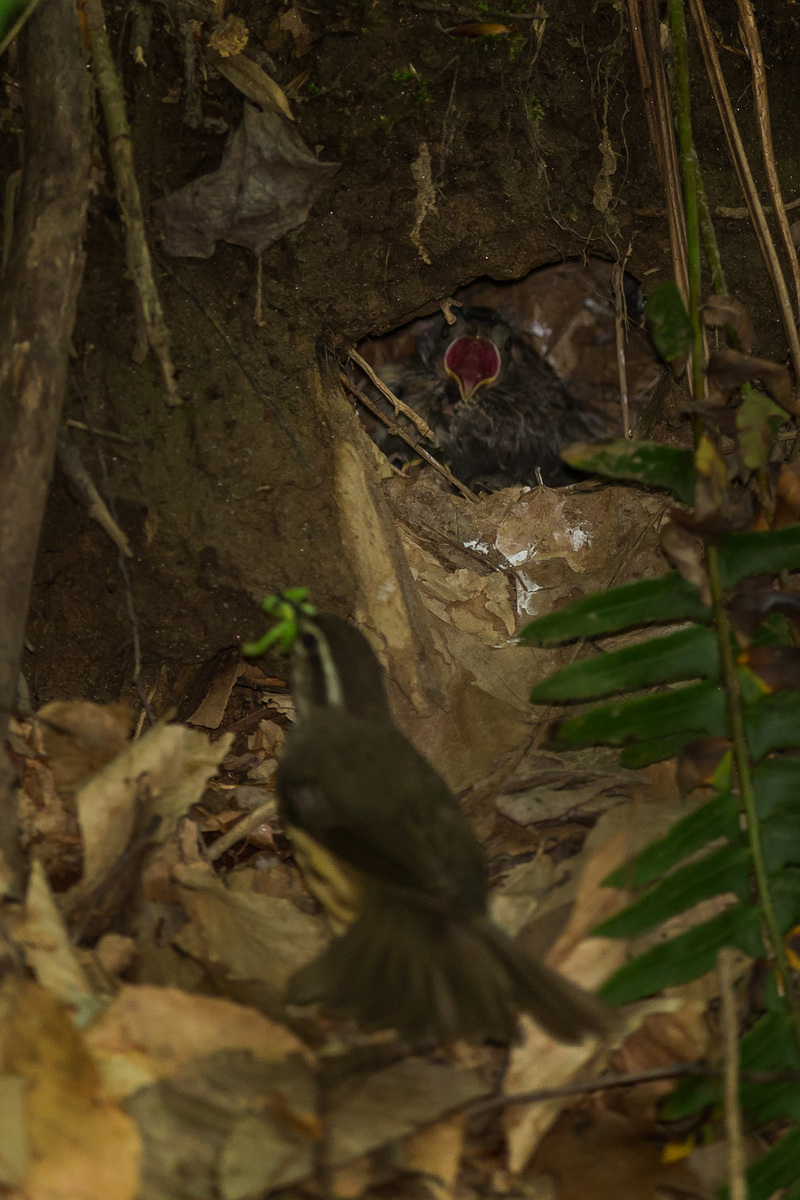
left=440, top=307, right=511, bottom=401
left=292, top=612, right=390, bottom=723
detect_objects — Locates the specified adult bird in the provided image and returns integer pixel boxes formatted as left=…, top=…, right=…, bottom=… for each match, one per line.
left=276, top=609, right=614, bottom=1043
left=361, top=306, right=606, bottom=488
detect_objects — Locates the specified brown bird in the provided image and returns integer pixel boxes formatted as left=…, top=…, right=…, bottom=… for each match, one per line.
left=276, top=610, right=615, bottom=1043
left=360, top=306, right=605, bottom=488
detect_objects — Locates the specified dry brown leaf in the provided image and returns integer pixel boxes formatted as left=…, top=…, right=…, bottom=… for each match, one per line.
left=607, top=1002, right=712, bottom=1124
left=503, top=821, right=634, bottom=1173
left=530, top=1106, right=709, bottom=1200
left=702, top=295, right=753, bottom=354
left=63, top=723, right=232, bottom=914
left=37, top=700, right=130, bottom=794
left=15, top=860, right=101, bottom=1026
left=404, top=1109, right=467, bottom=1200
left=173, top=864, right=328, bottom=1007
left=153, top=104, right=339, bottom=259
left=206, top=47, right=292, bottom=119
left=3, top=982, right=141, bottom=1200
left=207, top=15, right=248, bottom=57
left=85, top=984, right=306, bottom=1099
left=187, top=653, right=242, bottom=728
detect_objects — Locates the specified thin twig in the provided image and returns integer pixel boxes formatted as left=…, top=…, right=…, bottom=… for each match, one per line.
left=65, top=419, right=138, bottom=445
left=626, top=0, right=689, bottom=304
left=84, top=0, right=180, bottom=405
left=688, top=0, right=800, bottom=390
left=339, top=371, right=478, bottom=503
left=611, top=259, right=631, bottom=437
left=717, top=947, right=747, bottom=1200
left=56, top=429, right=133, bottom=557
left=471, top=1062, right=708, bottom=1116
left=205, top=798, right=278, bottom=862
left=470, top=1060, right=800, bottom=1117
left=736, top=0, right=800, bottom=323
left=347, top=349, right=436, bottom=443
left=668, top=0, right=704, bottom=409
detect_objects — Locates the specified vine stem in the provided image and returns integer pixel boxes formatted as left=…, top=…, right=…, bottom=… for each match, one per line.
left=707, top=544, right=800, bottom=1043
left=668, top=0, right=704, bottom=408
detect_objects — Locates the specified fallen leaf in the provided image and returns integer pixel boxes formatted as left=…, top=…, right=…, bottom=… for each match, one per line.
left=63, top=723, right=231, bottom=914
left=86, top=984, right=306, bottom=1099
left=153, top=103, right=339, bottom=259
left=37, top=700, right=130, bottom=794
left=3, top=983, right=141, bottom=1200
left=172, top=864, right=328, bottom=1008
left=16, top=860, right=102, bottom=1027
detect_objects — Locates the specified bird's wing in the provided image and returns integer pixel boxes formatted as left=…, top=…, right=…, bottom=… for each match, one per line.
left=277, top=711, right=487, bottom=912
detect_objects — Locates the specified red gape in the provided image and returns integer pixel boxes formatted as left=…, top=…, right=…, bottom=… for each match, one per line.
left=443, top=335, right=501, bottom=400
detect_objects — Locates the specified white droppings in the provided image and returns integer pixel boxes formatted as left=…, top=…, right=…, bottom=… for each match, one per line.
left=514, top=571, right=542, bottom=617
left=376, top=578, right=397, bottom=602
left=464, top=538, right=491, bottom=555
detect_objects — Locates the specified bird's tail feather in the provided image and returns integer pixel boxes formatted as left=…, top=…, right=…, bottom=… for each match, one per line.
left=286, top=890, right=614, bottom=1043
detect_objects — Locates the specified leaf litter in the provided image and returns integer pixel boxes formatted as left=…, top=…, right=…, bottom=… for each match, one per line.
left=0, top=481, right=738, bottom=1200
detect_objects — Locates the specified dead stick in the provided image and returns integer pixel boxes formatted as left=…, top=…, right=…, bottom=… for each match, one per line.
left=339, top=372, right=478, bottom=503
left=83, top=0, right=180, bottom=406
left=0, top=0, right=91, bottom=893
left=347, top=348, right=436, bottom=443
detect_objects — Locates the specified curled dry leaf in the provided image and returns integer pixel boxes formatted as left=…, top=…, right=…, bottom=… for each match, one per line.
left=16, top=859, right=101, bottom=1025
left=773, top=463, right=800, bottom=528
left=206, top=47, right=293, bottom=120
left=702, top=295, right=753, bottom=354
left=152, top=103, right=338, bottom=259
left=206, top=15, right=248, bottom=57
left=660, top=520, right=709, bottom=604
left=37, top=699, right=131, bottom=794
left=706, top=348, right=795, bottom=415
left=63, top=723, right=232, bottom=915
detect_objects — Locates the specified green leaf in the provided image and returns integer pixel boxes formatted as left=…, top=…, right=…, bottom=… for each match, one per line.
left=553, top=680, right=728, bottom=748
left=736, top=388, right=788, bottom=470
left=762, top=811, right=800, bottom=872
left=599, top=904, right=763, bottom=1005
left=754, top=757, right=800, bottom=819
left=561, top=440, right=695, bottom=504
left=717, top=524, right=800, bottom=587
left=605, top=791, right=741, bottom=888
left=739, top=1081, right=800, bottom=1122
left=595, top=844, right=751, bottom=938
left=741, top=1010, right=800, bottom=1070
left=746, top=691, right=800, bottom=759
left=529, top=626, right=719, bottom=702
left=645, top=281, right=693, bottom=364
left=0, top=0, right=39, bottom=56
left=747, top=1125, right=800, bottom=1200
left=619, top=733, right=702, bottom=767
left=519, top=572, right=711, bottom=646
left=660, top=1072, right=718, bottom=1119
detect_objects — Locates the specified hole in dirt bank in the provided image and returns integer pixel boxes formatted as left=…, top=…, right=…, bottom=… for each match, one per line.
left=348, top=258, right=664, bottom=491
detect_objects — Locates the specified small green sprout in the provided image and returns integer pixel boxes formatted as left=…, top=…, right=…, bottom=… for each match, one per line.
left=242, top=588, right=316, bottom=657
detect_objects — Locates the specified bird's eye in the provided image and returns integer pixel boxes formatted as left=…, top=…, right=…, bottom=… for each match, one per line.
left=301, top=632, right=317, bottom=651
left=440, top=324, right=450, bottom=340
left=504, top=337, right=512, bottom=352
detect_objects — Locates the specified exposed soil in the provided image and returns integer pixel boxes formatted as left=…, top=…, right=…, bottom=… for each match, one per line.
left=5, top=0, right=798, bottom=710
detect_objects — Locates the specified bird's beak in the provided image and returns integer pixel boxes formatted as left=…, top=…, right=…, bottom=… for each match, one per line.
left=443, top=336, right=501, bottom=401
